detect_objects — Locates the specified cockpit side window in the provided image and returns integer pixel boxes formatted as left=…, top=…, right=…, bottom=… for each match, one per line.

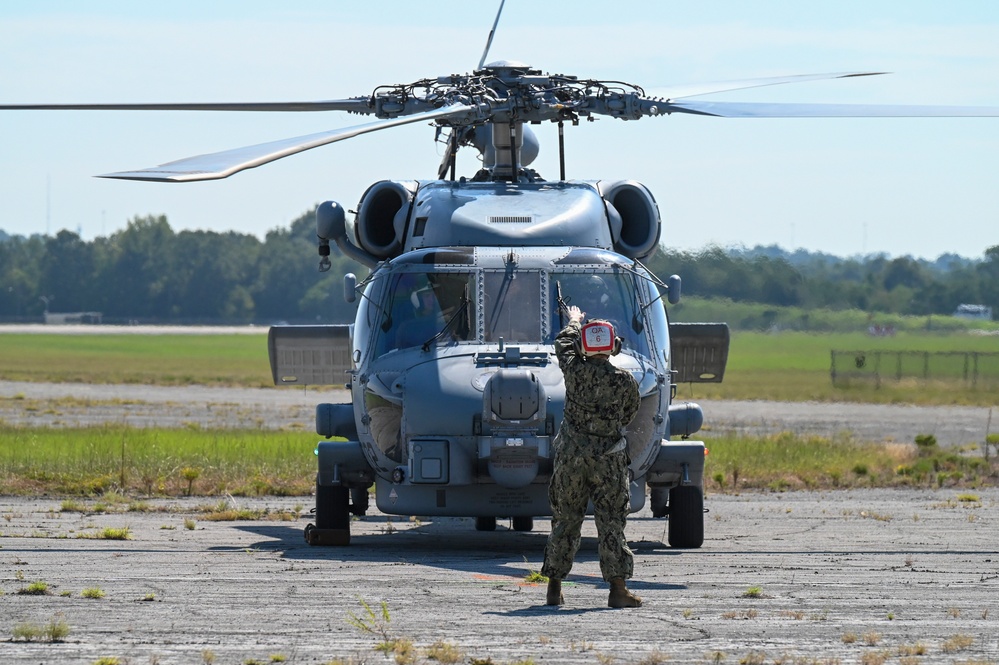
left=550, top=271, right=651, bottom=358
left=483, top=271, right=542, bottom=343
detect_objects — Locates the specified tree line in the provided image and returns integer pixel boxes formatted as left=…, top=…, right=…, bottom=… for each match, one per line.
left=1, top=212, right=361, bottom=324
left=644, top=245, right=999, bottom=319
left=1, top=213, right=997, bottom=324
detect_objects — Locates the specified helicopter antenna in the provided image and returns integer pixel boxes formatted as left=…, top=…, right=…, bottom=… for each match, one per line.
left=477, top=0, right=506, bottom=71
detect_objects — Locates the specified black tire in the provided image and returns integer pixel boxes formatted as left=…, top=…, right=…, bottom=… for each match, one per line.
left=512, top=516, right=534, bottom=532
left=349, top=486, right=370, bottom=516
left=475, top=516, right=497, bottom=531
left=667, top=485, right=704, bottom=549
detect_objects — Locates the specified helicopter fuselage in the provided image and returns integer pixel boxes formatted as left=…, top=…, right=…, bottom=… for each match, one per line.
left=270, top=176, right=728, bottom=546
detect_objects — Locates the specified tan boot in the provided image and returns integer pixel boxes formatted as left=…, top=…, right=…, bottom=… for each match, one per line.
left=546, top=578, right=564, bottom=606
left=608, top=577, right=642, bottom=608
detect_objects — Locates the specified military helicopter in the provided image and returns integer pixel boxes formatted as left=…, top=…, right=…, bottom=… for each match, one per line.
left=5, top=3, right=998, bottom=548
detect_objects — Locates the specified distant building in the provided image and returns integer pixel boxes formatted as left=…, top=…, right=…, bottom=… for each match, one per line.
left=953, top=304, right=992, bottom=321
left=44, top=311, right=103, bottom=325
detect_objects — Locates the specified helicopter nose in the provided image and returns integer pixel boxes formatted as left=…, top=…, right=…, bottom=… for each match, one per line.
left=485, top=369, right=541, bottom=421
left=481, top=369, right=549, bottom=489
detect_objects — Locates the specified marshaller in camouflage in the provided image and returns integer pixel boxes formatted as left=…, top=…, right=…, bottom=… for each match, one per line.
left=542, top=307, right=644, bottom=608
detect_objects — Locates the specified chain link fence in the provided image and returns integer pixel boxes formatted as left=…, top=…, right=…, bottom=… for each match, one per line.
left=831, top=350, right=999, bottom=389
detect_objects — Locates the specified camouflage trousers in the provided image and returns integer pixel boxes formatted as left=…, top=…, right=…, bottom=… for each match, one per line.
left=541, top=429, right=634, bottom=582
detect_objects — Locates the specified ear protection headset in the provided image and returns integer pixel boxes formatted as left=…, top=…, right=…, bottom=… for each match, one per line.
left=579, top=319, right=622, bottom=356
left=411, top=285, right=433, bottom=309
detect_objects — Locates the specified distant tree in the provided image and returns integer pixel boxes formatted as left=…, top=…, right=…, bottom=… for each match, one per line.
left=881, top=257, right=928, bottom=292
left=39, top=230, right=99, bottom=313
left=169, top=229, right=261, bottom=322
left=96, top=215, right=175, bottom=318
left=0, top=235, right=45, bottom=317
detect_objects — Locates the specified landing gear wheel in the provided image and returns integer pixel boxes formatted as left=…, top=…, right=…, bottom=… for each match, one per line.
left=349, top=486, right=370, bottom=516
left=667, top=485, right=704, bottom=549
left=306, top=482, right=351, bottom=546
left=650, top=487, right=669, bottom=518
left=512, top=516, right=534, bottom=532
left=475, top=516, right=497, bottom=531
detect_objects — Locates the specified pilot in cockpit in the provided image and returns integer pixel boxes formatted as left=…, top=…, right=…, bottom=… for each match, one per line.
left=395, top=282, right=444, bottom=349
left=556, top=274, right=630, bottom=350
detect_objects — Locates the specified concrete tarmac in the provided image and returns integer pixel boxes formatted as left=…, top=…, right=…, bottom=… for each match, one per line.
left=2, top=488, right=997, bottom=664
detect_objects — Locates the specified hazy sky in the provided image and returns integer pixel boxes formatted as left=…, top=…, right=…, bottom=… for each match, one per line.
left=1, top=1, right=997, bottom=259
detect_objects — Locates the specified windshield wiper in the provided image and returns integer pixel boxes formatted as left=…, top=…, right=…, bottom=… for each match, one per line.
left=421, top=286, right=470, bottom=352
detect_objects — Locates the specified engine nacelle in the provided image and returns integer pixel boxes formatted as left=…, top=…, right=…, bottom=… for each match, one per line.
left=598, top=180, right=662, bottom=260
left=355, top=180, right=418, bottom=260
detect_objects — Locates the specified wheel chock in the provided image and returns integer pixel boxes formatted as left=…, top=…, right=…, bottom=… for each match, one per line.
left=304, top=523, right=350, bottom=546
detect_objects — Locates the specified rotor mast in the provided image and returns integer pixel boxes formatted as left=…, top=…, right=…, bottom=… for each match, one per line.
left=486, top=120, right=523, bottom=181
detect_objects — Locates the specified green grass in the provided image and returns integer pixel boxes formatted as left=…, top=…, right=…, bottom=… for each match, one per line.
left=677, top=330, right=999, bottom=405
left=0, top=424, right=992, bottom=496
left=0, top=333, right=271, bottom=386
left=0, top=329, right=996, bottom=495
left=671, top=297, right=999, bottom=335
left=0, top=425, right=316, bottom=496
left=4, top=328, right=999, bottom=404
left=12, top=616, right=70, bottom=642
left=704, top=431, right=996, bottom=491
left=17, top=580, right=51, bottom=595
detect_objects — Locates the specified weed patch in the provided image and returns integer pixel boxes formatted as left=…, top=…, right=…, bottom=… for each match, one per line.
left=942, top=634, right=974, bottom=652
left=11, top=615, right=69, bottom=642
left=77, top=526, right=132, bottom=540
left=17, top=580, right=51, bottom=595
left=0, top=425, right=315, bottom=497
left=704, top=431, right=996, bottom=491
left=427, top=641, right=464, bottom=664
left=195, top=498, right=297, bottom=522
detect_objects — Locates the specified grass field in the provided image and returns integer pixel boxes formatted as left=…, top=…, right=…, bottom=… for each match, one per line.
left=0, top=425, right=993, bottom=497
left=2, top=330, right=998, bottom=404
left=1, top=329, right=997, bottom=495
left=0, top=333, right=272, bottom=386
left=0, top=426, right=315, bottom=496
left=685, top=330, right=999, bottom=405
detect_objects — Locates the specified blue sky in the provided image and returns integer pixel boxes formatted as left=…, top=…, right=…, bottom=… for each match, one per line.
left=1, top=1, right=997, bottom=259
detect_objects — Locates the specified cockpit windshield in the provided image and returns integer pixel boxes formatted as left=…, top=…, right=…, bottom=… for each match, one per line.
left=364, top=266, right=650, bottom=359
left=550, top=271, right=651, bottom=358
left=483, top=271, right=542, bottom=343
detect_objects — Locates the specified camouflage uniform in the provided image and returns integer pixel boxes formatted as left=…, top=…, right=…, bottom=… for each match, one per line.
left=542, top=319, right=641, bottom=582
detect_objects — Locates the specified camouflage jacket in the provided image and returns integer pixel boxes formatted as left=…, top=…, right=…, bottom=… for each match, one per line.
left=555, top=320, right=641, bottom=441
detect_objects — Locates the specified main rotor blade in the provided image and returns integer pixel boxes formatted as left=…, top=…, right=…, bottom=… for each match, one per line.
left=477, top=0, right=506, bottom=71
left=0, top=99, right=373, bottom=113
left=662, top=99, right=999, bottom=118
left=100, top=103, right=475, bottom=182
left=653, top=72, right=887, bottom=101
